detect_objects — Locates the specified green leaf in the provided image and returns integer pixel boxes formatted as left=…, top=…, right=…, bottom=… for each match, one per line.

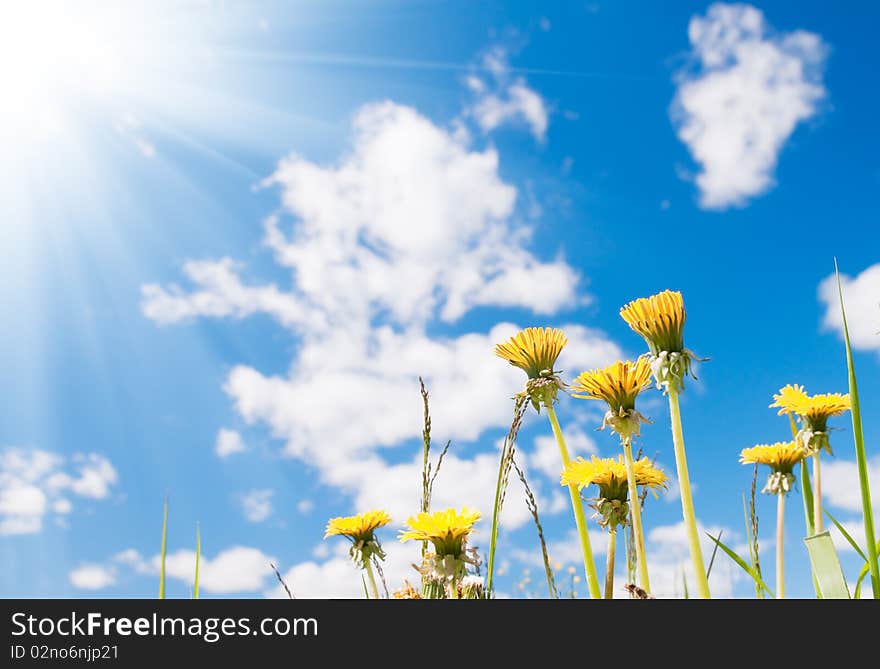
left=835, top=260, right=880, bottom=598
left=706, top=533, right=775, bottom=598
left=854, top=539, right=880, bottom=599
left=158, top=497, right=168, bottom=600
left=193, top=524, right=201, bottom=600
left=824, top=509, right=867, bottom=562
left=804, top=531, right=850, bottom=599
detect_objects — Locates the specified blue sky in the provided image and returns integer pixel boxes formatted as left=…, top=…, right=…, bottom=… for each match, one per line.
left=1, top=0, right=879, bottom=598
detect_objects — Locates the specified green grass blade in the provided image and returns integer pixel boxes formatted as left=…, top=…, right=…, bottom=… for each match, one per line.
left=789, top=412, right=816, bottom=535
left=804, top=531, right=850, bottom=599
left=742, top=494, right=762, bottom=599
left=799, top=458, right=815, bottom=535
left=824, top=509, right=867, bottom=562
left=835, top=260, right=880, bottom=598
left=705, top=529, right=722, bottom=579
left=682, top=569, right=689, bottom=599
left=193, top=524, right=201, bottom=600
left=158, top=496, right=168, bottom=600
left=854, top=539, right=880, bottom=599
left=706, top=533, right=775, bottom=598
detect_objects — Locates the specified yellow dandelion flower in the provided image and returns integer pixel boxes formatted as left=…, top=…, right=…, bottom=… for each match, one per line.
left=494, top=327, right=567, bottom=379
left=740, top=442, right=806, bottom=495
left=620, top=290, right=686, bottom=356
left=572, top=360, right=653, bottom=411
left=561, top=456, right=668, bottom=529
left=572, top=360, right=654, bottom=438
left=740, top=442, right=806, bottom=473
left=769, top=384, right=809, bottom=415
left=561, top=455, right=668, bottom=499
left=770, top=384, right=850, bottom=454
left=324, top=509, right=391, bottom=543
left=399, top=507, right=481, bottom=557
left=770, top=384, right=850, bottom=426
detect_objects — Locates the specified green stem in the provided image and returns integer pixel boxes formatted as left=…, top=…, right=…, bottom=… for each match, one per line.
left=363, top=559, right=380, bottom=599
left=605, top=529, right=617, bottom=600
left=790, top=413, right=821, bottom=597
left=667, top=387, right=710, bottom=599
left=622, top=438, right=651, bottom=593
left=486, top=440, right=507, bottom=598
left=776, top=492, right=785, bottom=599
left=545, top=403, right=602, bottom=599
left=813, top=452, right=823, bottom=533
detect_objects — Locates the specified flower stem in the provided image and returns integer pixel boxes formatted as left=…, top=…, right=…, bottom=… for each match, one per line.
left=545, top=402, right=602, bottom=599
left=363, top=559, right=380, bottom=599
left=667, top=387, right=710, bottom=599
left=622, top=438, right=650, bottom=593
left=813, top=452, right=823, bottom=533
left=776, top=492, right=785, bottom=599
left=605, top=529, right=617, bottom=600
left=486, top=443, right=506, bottom=597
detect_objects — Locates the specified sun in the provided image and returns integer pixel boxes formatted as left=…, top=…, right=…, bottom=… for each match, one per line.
left=0, top=2, right=137, bottom=146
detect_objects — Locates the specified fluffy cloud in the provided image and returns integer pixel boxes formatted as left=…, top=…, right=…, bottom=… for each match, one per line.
left=69, top=564, right=116, bottom=590
left=528, top=427, right=597, bottom=480
left=0, top=449, right=118, bottom=535
left=240, top=489, right=273, bottom=523
left=645, top=520, right=741, bottom=597
left=821, top=456, right=880, bottom=515
left=142, top=89, right=617, bottom=564
left=142, top=258, right=305, bottom=328
left=115, top=546, right=276, bottom=594
left=466, top=47, right=549, bottom=141
left=515, top=518, right=740, bottom=598
left=267, top=541, right=420, bottom=599
left=671, top=3, right=827, bottom=209
left=215, top=428, right=246, bottom=458
left=818, top=264, right=880, bottom=351
left=144, top=103, right=576, bottom=331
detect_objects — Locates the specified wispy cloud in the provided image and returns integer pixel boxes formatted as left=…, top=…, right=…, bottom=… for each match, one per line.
left=465, top=46, right=550, bottom=141
left=0, top=449, right=118, bottom=535
left=240, top=489, right=273, bottom=523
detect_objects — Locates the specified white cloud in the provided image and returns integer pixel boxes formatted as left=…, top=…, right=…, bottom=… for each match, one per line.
left=269, top=557, right=366, bottom=599
left=69, top=564, right=116, bottom=590
left=467, top=47, right=549, bottom=141
left=646, top=520, right=741, bottom=597
left=141, top=95, right=618, bottom=551
left=828, top=516, right=868, bottom=554
left=0, top=448, right=118, bottom=535
left=240, top=489, right=273, bottom=523
left=63, top=454, right=118, bottom=499
left=215, top=428, right=247, bottom=458
left=818, top=264, right=880, bottom=351
left=529, top=427, right=598, bottom=480
left=142, top=258, right=306, bottom=328
left=671, top=3, right=827, bottom=209
left=97, top=546, right=277, bottom=594
left=296, top=499, right=314, bottom=515
left=144, top=103, right=576, bottom=329
left=119, top=547, right=274, bottom=594
left=162, top=546, right=275, bottom=593
left=821, top=456, right=880, bottom=514
left=267, top=540, right=419, bottom=599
